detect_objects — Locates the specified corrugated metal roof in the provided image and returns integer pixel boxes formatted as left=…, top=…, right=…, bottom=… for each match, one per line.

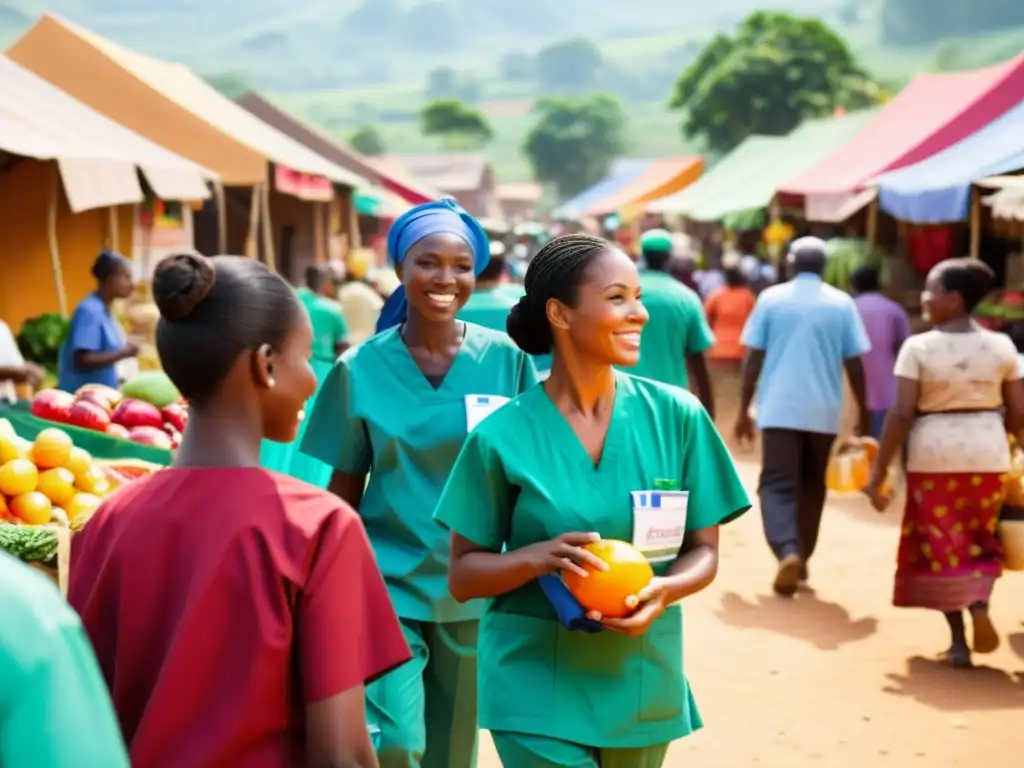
left=0, top=54, right=212, bottom=212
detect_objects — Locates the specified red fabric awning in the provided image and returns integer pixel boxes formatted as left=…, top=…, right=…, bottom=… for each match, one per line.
left=779, top=53, right=1024, bottom=198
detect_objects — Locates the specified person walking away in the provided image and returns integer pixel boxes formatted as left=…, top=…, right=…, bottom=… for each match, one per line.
left=0, top=320, right=44, bottom=403
left=301, top=199, right=539, bottom=768
left=737, top=231, right=777, bottom=295
left=1, top=552, right=130, bottom=767
left=458, top=246, right=552, bottom=376
left=70, top=253, right=410, bottom=767
left=435, top=234, right=751, bottom=767
left=625, top=228, right=716, bottom=416
left=57, top=250, right=139, bottom=393
left=851, top=266, right=912, bottom=438
left=261, top=264, right=350, bottom=486
left=704, top=267, right=756, bottom=443
left=736, top=236, right=872, bottom=596
left=340, top=248, right=387, bottom=346
left=866, top=258, right=1023, bottom=668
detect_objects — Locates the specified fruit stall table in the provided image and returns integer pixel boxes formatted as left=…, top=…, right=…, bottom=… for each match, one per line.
left=0, top=401, right=172, bottom=465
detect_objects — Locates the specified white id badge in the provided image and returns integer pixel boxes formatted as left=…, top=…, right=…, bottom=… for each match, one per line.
left=464, top=394, right=510, bottom=432
left=630, top=490, right=688, bottom=563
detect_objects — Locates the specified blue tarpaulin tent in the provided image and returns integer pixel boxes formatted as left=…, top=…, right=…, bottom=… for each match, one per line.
left=874, top=100, right=1024, bottom=223
left=554, top=159, right=653, bottom=219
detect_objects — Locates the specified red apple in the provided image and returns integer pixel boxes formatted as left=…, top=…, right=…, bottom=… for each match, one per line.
left=161, top=403, right=188, bottom=434
left=106, top=423, right=130, bottom=440
left=76, top=384, right=122, bottom=413
left=66, top=400, right=112, bottom=432
left=111, top=399, right=164, bottom=430
left=29, top=389, right=76, bottom=423
left=128, top=426, right=173, bottom=450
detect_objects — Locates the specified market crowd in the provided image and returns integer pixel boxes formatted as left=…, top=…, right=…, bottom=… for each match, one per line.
left=2, top=199, right=1022, bottom=767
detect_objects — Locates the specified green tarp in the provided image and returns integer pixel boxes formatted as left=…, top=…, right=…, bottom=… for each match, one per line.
left=647, top=135, right=787, bottom=218
left=0, top=401, right=172, bottom=465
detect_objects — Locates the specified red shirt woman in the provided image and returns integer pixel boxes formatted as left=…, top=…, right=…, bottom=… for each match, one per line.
left=70, top=253, right=410, bottom=767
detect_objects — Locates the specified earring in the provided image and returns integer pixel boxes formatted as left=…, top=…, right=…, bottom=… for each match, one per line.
left=267, top=378, right=276, bottom=389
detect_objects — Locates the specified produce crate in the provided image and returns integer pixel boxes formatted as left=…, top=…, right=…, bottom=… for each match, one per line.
left=0, top=401, right=172, bottom=465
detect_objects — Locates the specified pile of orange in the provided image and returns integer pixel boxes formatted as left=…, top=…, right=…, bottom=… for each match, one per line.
left=0, top=421, right=109, bottom=529
left=562, top=539, right=654, bottom=619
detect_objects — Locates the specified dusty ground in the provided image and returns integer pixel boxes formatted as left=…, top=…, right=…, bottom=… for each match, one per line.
left=477, top=455, right=1024, bottom=767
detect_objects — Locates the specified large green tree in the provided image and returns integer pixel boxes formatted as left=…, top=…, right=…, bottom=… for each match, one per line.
left=348, top=125, right=386, bottom=156
left=522, top=94, right=627, bottom=199
left=669, top=12, right=881, bottom=154
left=420, top=99, right=493, bottom=148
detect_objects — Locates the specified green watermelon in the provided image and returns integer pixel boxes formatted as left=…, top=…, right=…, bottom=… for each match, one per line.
left=121, top=371, right=180, bottom=408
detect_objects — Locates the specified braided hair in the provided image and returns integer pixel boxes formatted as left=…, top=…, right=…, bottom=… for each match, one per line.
left=506, top=234, right=609, bottom=355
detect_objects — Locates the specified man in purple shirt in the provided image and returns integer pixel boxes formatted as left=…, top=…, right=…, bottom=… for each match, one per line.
left=851, top=266, right=912, bottom=437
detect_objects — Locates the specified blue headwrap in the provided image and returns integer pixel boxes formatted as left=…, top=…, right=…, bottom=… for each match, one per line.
left=375, top=198, right=490, bottom=332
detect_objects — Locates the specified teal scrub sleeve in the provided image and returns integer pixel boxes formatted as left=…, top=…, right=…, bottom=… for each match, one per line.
left=739, top=297, right=767, bottom=351
left=681, top=402, right=751, bottom=531
left=683, top=293, right=715, bottom=356
left=516, top=350, right=540, bottom=392
left=299, top=358, right=371, bottom=475
left=433, top=430, right=511, bottom=551
left=332, top=306, right=350, bottom=346
left=841, top=300, right=872, bottom=359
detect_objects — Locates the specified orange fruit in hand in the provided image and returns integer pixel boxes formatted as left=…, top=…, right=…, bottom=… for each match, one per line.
left=32, top=428, right=74, bottom=469
left=37, top=467, right=77, bottom=507
left=10, top=491, right=53, bottom=525
left=0, top=459, right=38, bottom=497
left=562, top=539, right=654, bottom=619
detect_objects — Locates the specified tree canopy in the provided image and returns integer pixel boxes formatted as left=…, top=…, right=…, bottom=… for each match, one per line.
left=522, top=94, right=627, bottom=199
left=420, top=99, right=493, bottom=148
left=534, top=37, right=604, bottom=92
left=668, top=12, right=881, bottom=154
left=348, top=125, right=386, bottom=156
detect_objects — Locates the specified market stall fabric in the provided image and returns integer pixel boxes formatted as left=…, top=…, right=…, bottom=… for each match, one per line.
left=874, top=99, right=1024, bottom=223
left=646, top=136, right=785, bottom=218
left=553, top=159, right=654, bottom=220
left=582, top=156, right=703, bottom=219
left=7, top=14, right=367, bottom=191
left=0, top=54, right=211, bottom=212
left=779, top=53, right=1024, bottom=221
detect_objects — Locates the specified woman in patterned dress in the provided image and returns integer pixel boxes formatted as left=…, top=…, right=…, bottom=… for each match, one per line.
left=866, top=258, right=1024, bottom=668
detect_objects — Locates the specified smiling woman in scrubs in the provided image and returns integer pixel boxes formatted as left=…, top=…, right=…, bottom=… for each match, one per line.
left=58, top=250, right=138, bottom=393
left=434, top=234, right=751, bottom=768
left=302, top=199, right=539, bottom=768
left=70, top=253, right=410, bottom=767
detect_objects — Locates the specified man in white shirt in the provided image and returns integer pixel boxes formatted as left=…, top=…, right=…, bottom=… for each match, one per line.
left=0, top=321, right=44, bottom=403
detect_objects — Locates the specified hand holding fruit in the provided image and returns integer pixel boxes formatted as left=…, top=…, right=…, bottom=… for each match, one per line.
left=522, top=532, right=610, bottom=579
left=590, top=577, right=670, bottom=637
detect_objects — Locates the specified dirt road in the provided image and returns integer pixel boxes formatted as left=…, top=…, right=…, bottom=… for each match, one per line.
left=478, top=456, right=1024, bottom=767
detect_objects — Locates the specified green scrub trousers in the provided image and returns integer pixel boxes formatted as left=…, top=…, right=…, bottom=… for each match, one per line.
left=368, top=618, right=479, bottom=768
left=491, top=733, right=669, bottom=768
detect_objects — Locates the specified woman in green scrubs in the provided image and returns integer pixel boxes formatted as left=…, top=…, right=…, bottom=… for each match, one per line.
left=301, top=199, right=538, bottom=768
left=434, top=234, right=751, bottom=768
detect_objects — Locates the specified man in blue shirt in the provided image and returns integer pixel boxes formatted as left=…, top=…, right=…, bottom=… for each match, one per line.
left=736, top=237, right=871, bottom=596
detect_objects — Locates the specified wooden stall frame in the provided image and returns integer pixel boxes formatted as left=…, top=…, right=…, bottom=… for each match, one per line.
left=46, top=163, right=69, bottom=317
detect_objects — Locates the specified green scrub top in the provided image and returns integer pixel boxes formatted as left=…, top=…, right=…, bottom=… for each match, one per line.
left=496, top=282, right=526, bottom=301
left=0, top=553, right=130, bottom=767
left=301, top=322, right=539, bottom=623
left=619, top=271, right=714, bottom=389
left=433, top=372, right=750, bottom=749
left=296, top=286, right=348, bottom=362
left=458, top=288, right=552, bottom=376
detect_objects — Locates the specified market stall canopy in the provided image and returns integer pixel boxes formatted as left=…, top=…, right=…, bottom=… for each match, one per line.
left=715, top=109, right=879, bottom=228
left=553, top=159, right=653, bottom=220
left=0, top=54, right=212, bottom=213
left=7, top=14, right=366, bottom=192
left=778, top=53, right=1024, bottom=221
left=646, top=136, right=785, bottom=218
left=874, top=99, right=1024, bottom=223
left=582, top=156, right=703, bottom=219
left=236, top=92, right=441, bottom=204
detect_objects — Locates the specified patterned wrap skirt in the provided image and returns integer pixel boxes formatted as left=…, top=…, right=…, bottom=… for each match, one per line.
left=894, top=472, right=1004, bottom=612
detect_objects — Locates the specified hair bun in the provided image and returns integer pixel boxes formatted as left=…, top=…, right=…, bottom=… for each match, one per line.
left=153, top=252, right=216, bottom=321
left=506, top=295, right=553, bottom=356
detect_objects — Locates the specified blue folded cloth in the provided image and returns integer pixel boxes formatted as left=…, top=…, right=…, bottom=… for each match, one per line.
left=538, top=575, right=605, bottom=633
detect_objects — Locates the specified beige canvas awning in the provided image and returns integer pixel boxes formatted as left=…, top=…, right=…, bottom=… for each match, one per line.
left=7, top=14, right=367, bottom=190
left=0, top=54, right=212, bottom=212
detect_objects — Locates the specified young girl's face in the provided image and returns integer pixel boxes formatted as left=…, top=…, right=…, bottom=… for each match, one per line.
left=921, top=269, right=961, bottom=325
